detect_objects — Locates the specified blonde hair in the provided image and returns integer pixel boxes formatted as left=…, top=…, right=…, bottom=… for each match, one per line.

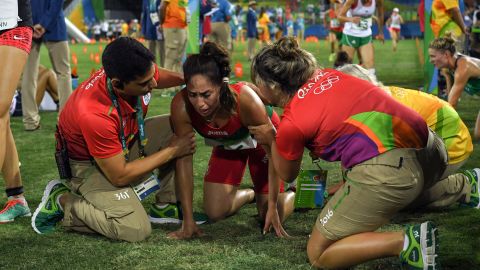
left=337, top=64, right=392, bottom=94
left=337, top=64, right=383, bottom=86
left=251, top=37, right=318, bottom=97
left=429, top=32, right=456, bottom=54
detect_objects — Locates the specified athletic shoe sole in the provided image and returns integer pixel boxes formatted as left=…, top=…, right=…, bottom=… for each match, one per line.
left=472, top=168, right=480, bottom=208
left=420, top=221, right=439, bottom=270
left=31, top=180, right=63, bottom=234
left=0, top=212, right=31, bottom=224
left=148, top=215, right=207, bottom=225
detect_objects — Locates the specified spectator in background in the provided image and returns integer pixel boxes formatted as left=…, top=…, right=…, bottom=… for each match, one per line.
left=159, top=0, right=188, bottom=76
left=121, top=20, right=129, bottom=36
left=21, top=0, right=72, bottom=131
left=258, top=7, right=270, bottom=44
left=430, top=0, right=467, bottom=51
left=208, top=0, right=233, bottom=51
left=470, top=11, right=480, bottom=57
left=229, top=4, right=241, bottom=52
left=23, top=65, right=60, bottom=108
left=92, top=23, right=101, bottom=41
left=200, top=0, right=213, bottom=43
left=142, top=0, right=165, bottom=67
left=246, top=0, right=258, bottom=61
left=296, top=13, right=305, bottom=42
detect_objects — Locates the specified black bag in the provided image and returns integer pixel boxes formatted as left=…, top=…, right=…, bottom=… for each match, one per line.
left=55, top=125, right=72, bottom=179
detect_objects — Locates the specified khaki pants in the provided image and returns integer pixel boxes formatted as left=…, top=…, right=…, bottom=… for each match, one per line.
left=315, top=130, right=462, bottom=241
left=147, top=39, right=165, bottom=68
left=163, top=27, right=186, bottom=73
left=247, top=38, right=256, bottom=60
left=209, top=22, right=230, bottom=51
left=21, top=41, right=72, bottom=130
left=62, top=115, right=176, bottom=242
left=408, top=158, right=471, bottom=210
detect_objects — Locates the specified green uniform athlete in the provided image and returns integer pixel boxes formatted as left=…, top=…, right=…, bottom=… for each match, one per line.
left=429, top=34, right=480, bottom=140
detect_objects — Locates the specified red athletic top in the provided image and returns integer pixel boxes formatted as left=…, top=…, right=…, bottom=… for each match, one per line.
left=184, top=82, right=279, bottom=147
left=59, top=65, right=160, bottom=160
left=275, top=69, right=428, bottom=168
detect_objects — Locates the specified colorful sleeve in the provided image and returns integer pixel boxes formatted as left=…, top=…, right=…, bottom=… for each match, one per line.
left=276, top=119, right=306, bottom=160
left=442, top=0, right=459, bottom=10
left=80, top=113, right=123, bottom=159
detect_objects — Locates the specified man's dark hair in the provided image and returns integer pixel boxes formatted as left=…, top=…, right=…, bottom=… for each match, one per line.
left=102, top=37, right=155, bottom=84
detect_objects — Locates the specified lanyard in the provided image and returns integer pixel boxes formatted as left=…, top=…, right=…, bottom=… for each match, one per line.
left=107, top=78, right=147, bottom=161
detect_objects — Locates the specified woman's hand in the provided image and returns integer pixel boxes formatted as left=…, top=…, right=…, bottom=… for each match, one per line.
left=168, top=132, right=196, bottom=158
left=248, top=121, right=276, bottom=146
left=263, top=204, right=290, bottom=238
left=167, top=222, right=204, bottom=240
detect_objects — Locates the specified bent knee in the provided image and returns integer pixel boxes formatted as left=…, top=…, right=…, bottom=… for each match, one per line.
left=205, top=208, right=227, bottom=222
left=114, top=222, right=152, bottom=242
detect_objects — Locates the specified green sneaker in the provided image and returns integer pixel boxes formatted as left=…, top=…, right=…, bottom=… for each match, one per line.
left=328, top=53, right=336, bottom=62
left=0, top=199, right=31, bottom=223
left=400, top=221, right=439, bottom=270
left=31, top=180, right=69, bottom=234
left=148, top=203, right=208, bottom=225
left=462, top=168, right=480, bottom=208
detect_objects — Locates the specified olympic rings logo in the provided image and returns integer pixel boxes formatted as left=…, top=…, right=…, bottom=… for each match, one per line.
left=297, top=75, right=340, bottom=99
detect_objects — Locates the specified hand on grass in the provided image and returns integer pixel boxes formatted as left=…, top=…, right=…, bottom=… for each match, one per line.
left=167, top=222, right=204, bottom=240
left=263, top=206, right=290, bottom=238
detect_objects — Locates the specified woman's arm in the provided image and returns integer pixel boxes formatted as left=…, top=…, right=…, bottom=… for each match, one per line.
left=167, top=92, right=203, bottom=239
left=154, top=68, right=184, bottom=89
left=449, top=60, right=470, bottom=107
left=238, top=85, right=289, bottom=237
left=337, top=0, right=360, bottom=24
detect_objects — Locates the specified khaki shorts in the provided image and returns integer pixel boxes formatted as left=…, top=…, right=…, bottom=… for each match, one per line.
left=315, top=148, right=424, bottom=241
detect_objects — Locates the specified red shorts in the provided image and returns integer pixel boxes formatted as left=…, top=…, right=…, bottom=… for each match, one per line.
left=389, top=27, right=400, bottom=33
left=204, top=111, right=284, bottom=194
left=0, top=26, right=33, bottom=53
left=204, top=145, right=285, bottom=194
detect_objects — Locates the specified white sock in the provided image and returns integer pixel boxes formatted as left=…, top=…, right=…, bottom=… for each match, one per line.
left=155, top=203, right=169, bottom=209
left=367, top=68, right=376, bottom=78
left=402, top=234, right=409, bottom=251
left=8, top=195, right=26, bottom=204
left=56, top=194, right=64, bottom=212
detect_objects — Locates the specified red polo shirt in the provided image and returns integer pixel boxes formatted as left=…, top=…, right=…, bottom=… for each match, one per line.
left=59, top=65, right=160, bottom=161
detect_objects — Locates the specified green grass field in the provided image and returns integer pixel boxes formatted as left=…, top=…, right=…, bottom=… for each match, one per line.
left=1, top=39, right=479, bottom=269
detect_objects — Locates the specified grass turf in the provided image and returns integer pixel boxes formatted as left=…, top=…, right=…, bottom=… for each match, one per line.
left=0, top=39, right=479, bottom=269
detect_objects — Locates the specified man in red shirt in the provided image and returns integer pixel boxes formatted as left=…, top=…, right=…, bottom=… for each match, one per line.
left=31, top=37, right=197, bottom=242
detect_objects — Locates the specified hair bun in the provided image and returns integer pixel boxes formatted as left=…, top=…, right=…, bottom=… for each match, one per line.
left=199, top=41, right=231, bottom=78
left=275, top=37, right=299, bottom=60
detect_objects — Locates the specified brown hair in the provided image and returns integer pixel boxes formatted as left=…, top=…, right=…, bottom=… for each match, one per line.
left=183, top=42, right=237, bottom=115
left=429, top=32, right=456, bottom=55
left=251, top=37, right=318, bottom=98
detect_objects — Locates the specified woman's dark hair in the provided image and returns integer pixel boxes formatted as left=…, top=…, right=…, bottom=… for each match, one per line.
left=102, top=37, right=155, bottom=84
left=251, top=37, right=317, bottom=97
left=183, top=42, right=237, bottom=115
left=334, top=51, right=352, bottom=68
left=429, top=32, right=456, bottom=55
